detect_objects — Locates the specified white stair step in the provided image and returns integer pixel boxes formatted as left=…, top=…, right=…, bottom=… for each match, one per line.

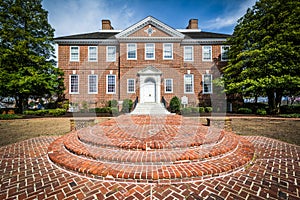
left=130, top=103, right=171, bottom=115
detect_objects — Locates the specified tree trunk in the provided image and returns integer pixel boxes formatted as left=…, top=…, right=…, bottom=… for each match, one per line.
left=267, top=90, right=282, bottom=114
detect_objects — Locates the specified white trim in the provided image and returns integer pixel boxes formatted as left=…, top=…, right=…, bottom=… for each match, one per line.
left=145, top=43, right=155, bottom=60
left=164, top=79, right=173, bottom=93
left=163, top=43, right=173, bottom=60
left=202, top=46, right=212, bottom=62
left=106, top=74, right=116, bottom=94
left=184, top=46, right=194, bottom=62
left=221, top=45, right=230, bottom=61
left=70, top=46, right=79, bottom=62
left=176, top=29, right=202, bottom=32
left=127, top=43, right=137, bottom=60
left=106, top=46, right=116, bottom=62
left=88, top=46, right=98, bottom=62
left=69, top=74, right=79, bottom=94
left=202, top=74, right=213, bottom=94
left=184, top=74, right=194, bottom=94
left=98, top=30, right=122, bottom=33
left=127, top=79, right=136, bottom=93
left=88, top=74, right=98, bottom=94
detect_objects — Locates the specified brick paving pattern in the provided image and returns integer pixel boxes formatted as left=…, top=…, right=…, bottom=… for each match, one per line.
left=0, top=117, right=299, bottom=199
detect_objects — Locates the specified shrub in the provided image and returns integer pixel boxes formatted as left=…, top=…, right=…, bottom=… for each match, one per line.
left=23, top=110, right=36, bottom=115
left=198, top=107, right=205, bottom=113
left=111, top=107, right=119, bottom=115
left=169, top=96, right=181, bottom=113
left=0, top=114, right=22, bottom=120
left=280, top=105, right=300, bottom=114
left=94, top=107, right=111, bottom=113
left=181, top=107, right=192, bottom=115
left=48, top=108, right=66, bottom=116
left=191, top=107, right=199, bottom=113
left=256, top=108, right=267, bottom=116
left=205, top=107, right=213, bottom=113
left=279, top=113, right=300, bottom=118
left=122, top=99, right=133, bottom=113
left=238, top=108, right=252, bottom=114
left=108, top=100, right=118, bottom=107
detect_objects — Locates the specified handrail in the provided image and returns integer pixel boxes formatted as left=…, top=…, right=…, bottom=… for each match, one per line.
left=161, top=96, right=167, bottom=108
left=133, top=96, right=138, bottom=110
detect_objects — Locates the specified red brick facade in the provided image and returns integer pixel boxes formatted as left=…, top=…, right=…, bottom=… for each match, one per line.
left=55, top=16, right=231, bottom=109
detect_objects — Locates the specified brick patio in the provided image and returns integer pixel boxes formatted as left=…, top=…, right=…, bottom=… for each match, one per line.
left=0, top=116, right=299, bottom=199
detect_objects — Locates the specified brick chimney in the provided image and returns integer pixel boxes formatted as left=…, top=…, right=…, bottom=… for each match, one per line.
left=102, top=19, right=114, bottom=30
left=186, top=19, right=198, bottom=29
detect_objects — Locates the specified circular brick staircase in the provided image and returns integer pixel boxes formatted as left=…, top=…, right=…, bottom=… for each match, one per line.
left=48, top=115, right=254, bottom=184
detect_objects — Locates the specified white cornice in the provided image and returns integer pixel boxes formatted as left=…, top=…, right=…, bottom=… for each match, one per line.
left=181, top=38, right=227, bottom=45
left=55, top=39, right=119, bottom=45
left=115, top=16, right=185, bottom=39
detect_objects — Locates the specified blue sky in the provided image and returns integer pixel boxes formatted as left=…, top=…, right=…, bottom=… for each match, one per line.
left=42, top=0, right=257, bottom=37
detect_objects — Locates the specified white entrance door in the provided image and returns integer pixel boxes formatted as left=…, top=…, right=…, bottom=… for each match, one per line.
left=142, top=81, right=156, bottom=103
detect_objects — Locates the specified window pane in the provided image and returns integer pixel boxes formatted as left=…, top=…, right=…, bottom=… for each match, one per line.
left=165, top=79, right=173, bottom=93
left=107, top=46, right=116, bottom=61
left=127, top=44, right=136, bottom=59
left=89, top=46, right=97, bottom=61
left=107, top=75, right=116, bottom=93
left=184, top=46, right=193, bottom=61
left=184, top=74, right=194, bottom=93
left=221, top=46, right=229, bottom=61
left=203, top=74, right=212, bottom=93
left=70, top=47, right=79, bottom=61
left=145, top=43, right=154, bottom=59
left=203, top=46, right=212, bottom=61
left=89, top=75, right=97, bottom=93
left=163, top=44, right=172, bottom=59
left=127, top=79, right=135, bottom=93
left=70, top=75, right=79, bottom=93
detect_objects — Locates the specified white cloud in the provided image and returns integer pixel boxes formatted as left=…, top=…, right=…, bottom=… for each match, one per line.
left=202, top=0, right=257, bottom=32
left=44, top=0, right=136, bottom=37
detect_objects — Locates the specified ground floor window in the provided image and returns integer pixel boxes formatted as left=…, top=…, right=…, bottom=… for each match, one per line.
left=88, top=75, right=98, bottom=94
left=203, top=74, right=212, bottom=94
left=127, top=79, right=135, bottom=93
left=69, top=74, right=79, bottom=94
left=106, top=75, right=116, bottom=94
left=165, top=79, right=173, bottom=93
left=184, top=74, right=194, bottom=93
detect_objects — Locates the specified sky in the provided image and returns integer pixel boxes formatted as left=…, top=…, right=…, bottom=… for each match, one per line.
left=42, top=0, right=257, bottom=37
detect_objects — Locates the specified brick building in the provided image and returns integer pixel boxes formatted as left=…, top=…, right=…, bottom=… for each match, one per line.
left=55, top=16, right=231, bottom=110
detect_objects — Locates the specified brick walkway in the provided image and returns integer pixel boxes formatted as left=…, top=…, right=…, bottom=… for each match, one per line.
left=0, top=118, right=299, bottom=199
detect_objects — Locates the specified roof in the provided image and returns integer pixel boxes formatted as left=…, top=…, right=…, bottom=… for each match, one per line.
left=183, top=31, right=232, bottom=39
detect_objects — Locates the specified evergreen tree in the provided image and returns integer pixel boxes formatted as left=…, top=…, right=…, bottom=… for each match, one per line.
left=223, top=0, right=300, bottom=114
left=0, top=0, right=64, bottom=112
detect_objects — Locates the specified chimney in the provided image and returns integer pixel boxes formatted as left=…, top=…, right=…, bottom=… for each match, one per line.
left=102, top=19, right=114, bottom=30
left=186, top=19, right=198, bottom=29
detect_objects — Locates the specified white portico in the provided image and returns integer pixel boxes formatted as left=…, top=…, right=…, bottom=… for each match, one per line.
left=138, top=66, right=162, bottom=104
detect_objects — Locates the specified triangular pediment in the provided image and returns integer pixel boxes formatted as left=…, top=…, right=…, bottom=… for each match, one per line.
left=115, top=16, right=185, bottom=39
left=138, top=66, right=162, bottom=75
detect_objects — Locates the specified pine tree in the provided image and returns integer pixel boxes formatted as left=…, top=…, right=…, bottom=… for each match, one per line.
left=223, top=0, right=300, bottom=114
left=0, top=0, right=64, bottom=112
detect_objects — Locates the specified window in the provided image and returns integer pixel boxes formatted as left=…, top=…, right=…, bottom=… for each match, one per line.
left=165, top=79, right=173, bottom=93
left=70, top=46, right=79, bottom=61
left=88, top=75, right=98, bottom=94
left=69, top=74, right=79, bottom=94
left=184, top=46, right=193, bottom=61
left=145, top=43, right=155, bottom=60
left=202, top=46, right=212, bottom=61
left=184, top=74, right=194, bottom=93
left=88, top=46, right=97, bottom=62
left=127, top=43, right=137, bottom=60
left=106, top=75, right=116, bottom=94
left=163, top=43, right=173, bottom=59
left=203, top=74, right=213, bottom=94
left=107, top=46, right=116, bottom=62
left=127, top=79, right=135, bottom=93
left=221, top=46, right=229, bottom=61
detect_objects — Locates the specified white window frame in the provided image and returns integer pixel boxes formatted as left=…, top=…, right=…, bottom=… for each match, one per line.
left=127, top=43, right=137, bottom=60
left=184, top=74, right=194, bottom=94
left=106, top=46, right=116, bottom=62
left=88, top=74, right=98, bottom=94
left=164, top=79, right=173, bottom=93
left=202, top=46, right=212, bottom=61
left=69, top=74, right=79, bottom=94
left=127, top=79, right=135, bottom=93
left=145, top=43, right=155, bottom=60
left=184, top=46, right=193, bottom=61
left=106, top=74, right=116, bottom=94
left=163, top=43, right=173, bottom=60
left=203, top=74, right=213, bottom=94
left=221, top=45, right=230, bottom=61
left=70, top=46, right=79, bottom=62
left=88, top=46, right=98, bottom=62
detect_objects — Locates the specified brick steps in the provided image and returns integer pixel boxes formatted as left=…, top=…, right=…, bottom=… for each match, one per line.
left=48, top=115, right=255, bottom=183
